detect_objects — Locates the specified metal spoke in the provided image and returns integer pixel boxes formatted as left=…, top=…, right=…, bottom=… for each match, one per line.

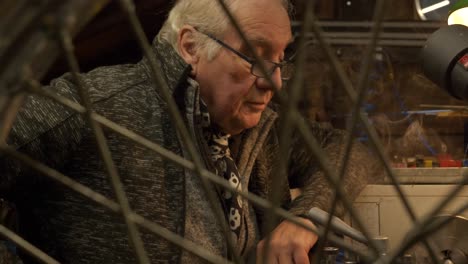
left=312, top=1, right=438, bottom=262
left=385, top=201, right=468, bottom=264
left=116, top=0, right=241, bottom=261
left=0, top=106, right=372, bottom=262
left=0, top=224, right=60, bottom=264
left=0, top=93, right=25, bottom=143
left=319, top=0, right=386, bottom=254
left=57, top=25, right=150, bottom=264
left=0, top=0, right=111, bottom=96
left=1, top=1, right=466, bottom=263
left=261, top=0, right=317, bottom=262
left=214, top=1, right=385, bottom=260
left=302, top=5, right=441, bottom=262
left=382, top=174, right=468, bottom=263
left=0, top=144, right=232, bottom=264
left=25, top=76, right=372, bottom=260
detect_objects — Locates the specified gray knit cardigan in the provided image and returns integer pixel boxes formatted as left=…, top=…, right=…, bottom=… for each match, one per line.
left=0, top=38, right=380, bottom=263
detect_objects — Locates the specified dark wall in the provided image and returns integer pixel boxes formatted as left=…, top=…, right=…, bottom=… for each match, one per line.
left=44, top=0, right=172, bottom=82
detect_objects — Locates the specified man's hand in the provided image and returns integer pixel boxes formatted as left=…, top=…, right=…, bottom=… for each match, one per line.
left=256, top=217, right=318, bottom=264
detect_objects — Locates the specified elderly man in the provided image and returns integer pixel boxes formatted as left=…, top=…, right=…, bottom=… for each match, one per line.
left=0, top=0, right=378, bottom=263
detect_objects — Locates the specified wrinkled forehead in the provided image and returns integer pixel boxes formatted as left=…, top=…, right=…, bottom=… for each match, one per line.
left=244, top=32, right=294, bottom=50
left=228, top=0, right=292, bottom=48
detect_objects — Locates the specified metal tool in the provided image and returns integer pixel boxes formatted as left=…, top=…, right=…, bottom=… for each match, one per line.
left=306, top=207, right=368, bottom=244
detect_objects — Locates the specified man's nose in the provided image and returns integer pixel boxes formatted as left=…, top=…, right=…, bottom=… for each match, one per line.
left=255, top=67, right=282, bottom=92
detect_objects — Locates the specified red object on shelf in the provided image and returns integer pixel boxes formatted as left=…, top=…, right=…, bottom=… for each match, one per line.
left=437, top=154, right=452, bottom=160
left=439, top=159, right=462, bottom=167
left=437, top=154, right=462, bottom=167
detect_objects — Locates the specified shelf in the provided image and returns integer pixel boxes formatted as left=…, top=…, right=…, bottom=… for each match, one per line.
left=384, top=167, right=468, bottom=184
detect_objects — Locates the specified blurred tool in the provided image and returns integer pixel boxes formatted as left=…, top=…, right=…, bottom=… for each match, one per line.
left=409, top=104, right=468, bottom=117
left=320, top=247, right=339, bottom=264
left=306, top=207, right=367, bottom=244
left=372, top=236, right=389, bottom=257
left=432, top=215, right=468, bottom=263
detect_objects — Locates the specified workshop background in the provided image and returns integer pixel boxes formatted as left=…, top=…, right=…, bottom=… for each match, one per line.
left=43, top=0, right=466, bottom=165
left=2, top=0, right=468, bottom=263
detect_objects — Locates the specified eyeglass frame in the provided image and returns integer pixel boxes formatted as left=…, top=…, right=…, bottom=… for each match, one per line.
left=193, top=27, right=294, bottom=81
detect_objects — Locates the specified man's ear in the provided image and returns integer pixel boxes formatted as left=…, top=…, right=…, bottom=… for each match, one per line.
left=177, top=25, right=200, bottom=75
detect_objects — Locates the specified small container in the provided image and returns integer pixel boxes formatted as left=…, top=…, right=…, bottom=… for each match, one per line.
left=344, top=250, right=359, bottom=264
left=401, top=253, right=415, bottom=264
left=392, top=155, right=406, bottom=168
left=424, top=159, right=433, bottom=168
left=463, top=159, right=468, bottom=167
left=406, top=158, right=416, bottom=168
left=320, top=247, right=339, bottom=264
left=371, top=236, right=389, bottom=256
left=415, top=155, right=424, bottom=167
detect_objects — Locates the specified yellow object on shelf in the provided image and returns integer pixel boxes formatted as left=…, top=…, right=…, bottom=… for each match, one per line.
left=424, top=159, right=433, bottom=168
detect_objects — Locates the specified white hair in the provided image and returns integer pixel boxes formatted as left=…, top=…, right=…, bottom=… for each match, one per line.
left=158, top=0, right=292, bottom=60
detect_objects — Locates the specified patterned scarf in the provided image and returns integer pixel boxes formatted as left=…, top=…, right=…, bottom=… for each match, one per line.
left=198, top=99, right=247, bottom=254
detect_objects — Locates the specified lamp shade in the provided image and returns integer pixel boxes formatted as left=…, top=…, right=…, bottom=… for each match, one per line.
left=421, top=25, right=468, bottom=100
left=448, top=0, right=468, bottom=26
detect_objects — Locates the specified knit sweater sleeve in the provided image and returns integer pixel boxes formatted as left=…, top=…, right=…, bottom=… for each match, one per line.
left=286, top=121, right=383, bottom=217
left=0, top=73, right=85, bottom=195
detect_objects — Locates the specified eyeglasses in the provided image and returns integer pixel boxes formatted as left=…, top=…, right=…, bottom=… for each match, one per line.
left=194, top=28, right=294, bottom=81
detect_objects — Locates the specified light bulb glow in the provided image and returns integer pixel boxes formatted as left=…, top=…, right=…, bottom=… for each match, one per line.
left=448, top=7, right=468, bottom=26
left=421, top=0, right=450, bottom=14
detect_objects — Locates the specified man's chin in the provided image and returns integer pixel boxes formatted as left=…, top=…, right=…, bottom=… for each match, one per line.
left=238, top=115, right=262, bottom=132
left=219, top=114, right=262, bottom=135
